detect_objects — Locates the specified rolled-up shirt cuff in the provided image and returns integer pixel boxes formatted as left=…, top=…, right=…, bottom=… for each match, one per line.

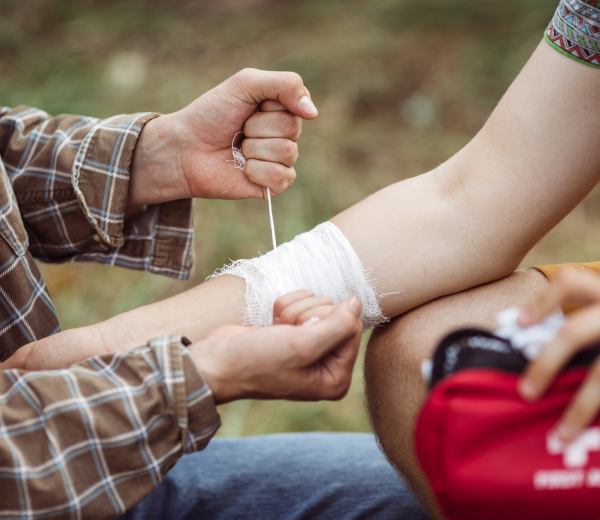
left=72, top=111, right=160, bottom=246
left=71, top=112, right=195, bottom=279
left=147, top=334, right=221, bottom=455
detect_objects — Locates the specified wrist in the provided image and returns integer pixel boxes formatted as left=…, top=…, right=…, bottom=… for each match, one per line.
left=189, top=340, right=241, bottom=405
left=128, top=113, right=190, bottom=209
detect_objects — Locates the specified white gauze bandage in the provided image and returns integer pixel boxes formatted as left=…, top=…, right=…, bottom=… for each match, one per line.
left=207, top=221, right=386, bottom=328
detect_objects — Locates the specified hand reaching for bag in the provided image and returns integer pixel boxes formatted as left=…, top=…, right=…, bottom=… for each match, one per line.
left=518, top=268, right=600, bottom=442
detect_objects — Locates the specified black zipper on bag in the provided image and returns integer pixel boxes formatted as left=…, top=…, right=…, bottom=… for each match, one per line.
left=429, top=328, right=600, bottom=390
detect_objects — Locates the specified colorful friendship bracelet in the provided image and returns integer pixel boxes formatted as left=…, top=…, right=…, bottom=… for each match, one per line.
left=546, top=0, right=600, bottom=68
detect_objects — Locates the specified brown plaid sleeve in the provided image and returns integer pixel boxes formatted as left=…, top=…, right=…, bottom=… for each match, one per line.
left=0, top=335, right=220, bottom=519
left=0, top=106, right=194, bottom=279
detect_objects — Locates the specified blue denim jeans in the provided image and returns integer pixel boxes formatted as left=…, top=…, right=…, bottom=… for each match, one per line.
left=118, top=433, right=429, bottom=520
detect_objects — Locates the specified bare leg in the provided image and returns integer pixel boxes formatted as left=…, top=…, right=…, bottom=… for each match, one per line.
left=364, top=268, right=549, bottom=519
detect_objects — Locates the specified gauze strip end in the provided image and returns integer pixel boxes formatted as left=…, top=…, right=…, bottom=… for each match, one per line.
left=207, top=221, right=387, bottom=329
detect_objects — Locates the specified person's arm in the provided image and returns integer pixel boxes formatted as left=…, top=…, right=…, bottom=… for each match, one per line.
left=0, top=69, right=316, bottom=278
left=0, top=297, right=362, bottom=518
left=9, top=37, right=600, bottom=364
left=0, top=335, right=221, bottom=519
left=335, top=39, right=600, bottom=318
left=0, top=105, right=195, bottom=276
left=123, top=40, right=600, bottom=329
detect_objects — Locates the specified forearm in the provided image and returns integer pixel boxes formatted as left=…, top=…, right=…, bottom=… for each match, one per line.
left=91, top=275, right=246, bottom=352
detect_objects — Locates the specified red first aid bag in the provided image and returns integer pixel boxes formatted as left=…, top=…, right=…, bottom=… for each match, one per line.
left=415, top=328, right=600, bottom=520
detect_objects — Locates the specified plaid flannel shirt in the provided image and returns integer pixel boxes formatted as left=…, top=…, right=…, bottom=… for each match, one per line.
left=0, top=334, right=221, bottom=519
left=0, top=105, right=195, bottom=361
left=0, top=106, right=218, bottom=517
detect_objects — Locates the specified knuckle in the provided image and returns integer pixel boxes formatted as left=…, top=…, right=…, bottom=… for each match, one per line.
left=233, top=68, right=255, bottom=86
left=284, top=168, right=296, bottom=190
left=281, top=140, right=297, bottom=163
left=280, top=308, right=295, bottom=324
left=238, top=67, right=257, bottom=78
left=284, top=71, right=304, bottom=89
left=269, top=164, right=287, bottom=184
left=281, top=113, right=300, bottom=135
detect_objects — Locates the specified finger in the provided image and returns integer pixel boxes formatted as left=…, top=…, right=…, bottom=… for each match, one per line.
left=295, top=298, right=363, bottom=361
left=310, top=303, right=364, bottom=400
left=273, top=290, right=314, bottom=323
left=313, top=339, right=361, bottom=400
left=243, top=111, right=302, bottom=141
left=259, top=96, right=311, bottom=113
left=519, top=268, right=600, bottom=326
left=229, top=69, right=318, bottom=119
left=297, top=305, right=335, bottom=325
left=259, top=100, right=286, bottom=112
left=244, top=159, right=296, bottom=195
left=0, top=344, right=31, bottom=370
left=519, top=305, right=600, bottom=400
left=555, top=359, right=600, bottom=441
left=242, top=138, right=298, bottom=168
left=279, top=296, right=333, bottom=325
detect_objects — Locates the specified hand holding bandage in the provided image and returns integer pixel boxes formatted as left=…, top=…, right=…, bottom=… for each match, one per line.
left=128, top=68, right=318, bottom=208
left=187, top=295, right=363, bottom=404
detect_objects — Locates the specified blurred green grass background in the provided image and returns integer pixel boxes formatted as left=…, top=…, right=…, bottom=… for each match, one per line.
left=3, top=0, right=597, bottom=437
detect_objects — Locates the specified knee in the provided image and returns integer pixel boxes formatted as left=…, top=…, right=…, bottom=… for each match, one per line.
left=364, top=309, right=435, bottom=468
left=364, top=268, right=549, bottom=466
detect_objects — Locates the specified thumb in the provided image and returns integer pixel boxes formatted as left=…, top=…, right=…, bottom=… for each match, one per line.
left=298, top=297, right=363, bottom=361
left=228, top=68, right=318, bottom=120
left=1, top=343, right=32, bottom=370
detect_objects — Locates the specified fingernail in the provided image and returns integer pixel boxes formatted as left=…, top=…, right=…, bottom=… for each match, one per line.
left=303, top=316, right=320, bottom=326
left=346, top=297, right=361, bottom=317
left=299, top=96, right=318, bottom=116
left=273, top=317, right=280, bottom=325
left=518, top=379, right=537, bottom=401
left=557, top=423, right=574, bottom=442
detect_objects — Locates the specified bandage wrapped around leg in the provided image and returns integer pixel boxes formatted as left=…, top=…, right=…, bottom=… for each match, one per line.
left=207, top=222, right=387, bottom=328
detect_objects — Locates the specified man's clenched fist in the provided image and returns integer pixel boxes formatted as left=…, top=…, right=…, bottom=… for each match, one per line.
left=128, top=69, right=318, bottom=208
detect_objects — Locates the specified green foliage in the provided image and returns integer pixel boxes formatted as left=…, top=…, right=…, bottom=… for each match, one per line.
left=5, top=0, right=598, bottom=437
